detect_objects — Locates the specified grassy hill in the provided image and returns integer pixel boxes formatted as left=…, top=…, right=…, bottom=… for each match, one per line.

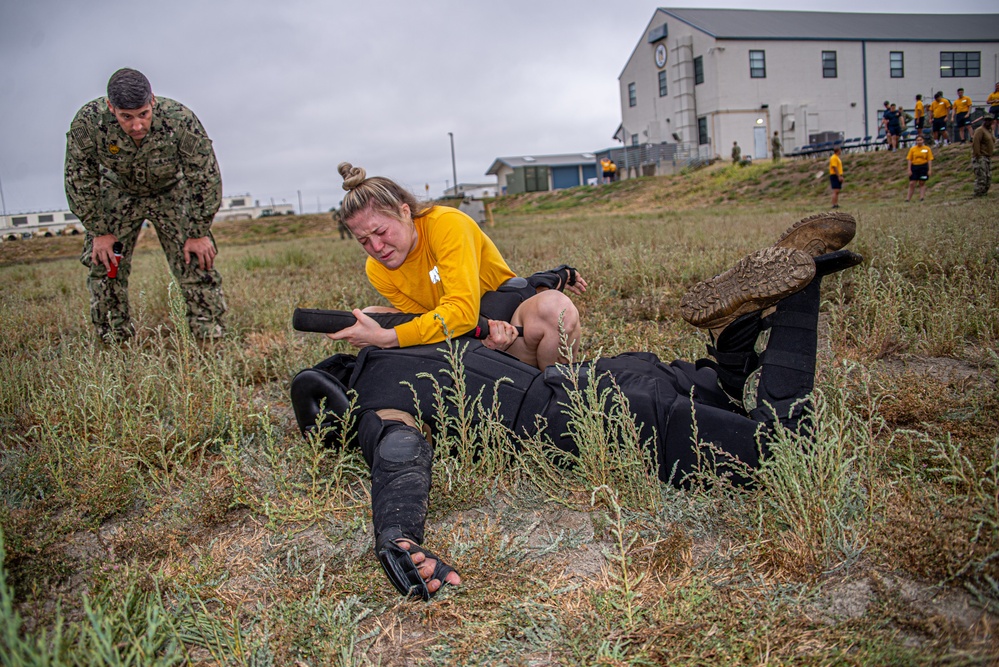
left=493, top=141, right=984, bottom=216
left=1, top=150, right=997, bottom=665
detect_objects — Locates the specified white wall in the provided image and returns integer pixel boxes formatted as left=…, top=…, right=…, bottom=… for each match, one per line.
left=619, top=10, right=999, bottom=159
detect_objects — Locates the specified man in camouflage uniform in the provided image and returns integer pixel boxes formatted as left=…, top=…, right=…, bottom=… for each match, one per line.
left=972, top=115, right=995, bottom=197
left=65, top=68, right=226, bottom=341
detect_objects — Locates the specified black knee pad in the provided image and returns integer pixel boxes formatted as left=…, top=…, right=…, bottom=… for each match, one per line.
left=290, top=368, right=353, bottom=448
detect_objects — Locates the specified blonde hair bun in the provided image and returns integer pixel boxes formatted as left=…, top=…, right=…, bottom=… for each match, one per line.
left=338, top=162, right=367, bottom=191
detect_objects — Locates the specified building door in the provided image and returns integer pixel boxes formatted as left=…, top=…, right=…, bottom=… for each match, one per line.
left=753, top=126, right=768, bottom=159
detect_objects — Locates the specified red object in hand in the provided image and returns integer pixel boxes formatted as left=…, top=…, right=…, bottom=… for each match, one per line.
left=107, top=242, right=123, bottom=279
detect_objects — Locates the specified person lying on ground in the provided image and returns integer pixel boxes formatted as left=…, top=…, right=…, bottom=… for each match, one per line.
left=291, top=212, right=861, bottom=600
left=326, top=162, right=586, bottom=370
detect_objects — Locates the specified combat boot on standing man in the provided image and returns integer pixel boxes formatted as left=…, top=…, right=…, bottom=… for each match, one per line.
left=65, top=68, right=226, bottom=342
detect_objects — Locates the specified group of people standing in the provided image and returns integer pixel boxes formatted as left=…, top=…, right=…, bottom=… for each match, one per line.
left=829, top=111, right=994, bottom=206
left=905, top=83, right=999, bottom=147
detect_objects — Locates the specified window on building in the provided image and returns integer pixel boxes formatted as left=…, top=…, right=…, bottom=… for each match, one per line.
left=230, top=198, right=246, bottom=207
left=631, top=134, right=639, bottom=146
left=64, top=213, right=78, bottom=221
left=940, top=51, right=980, bottom=77
left=12, top=216, right=27, bottom=226
left=697, top=117, right=709, bottom=145
left=38, top=214, right=54, bottom=223
left=694, top=56, right=704, bottom=85
left=628, top=82, right=636, bottom=107
left=749, top=50, right=766, bottom=78
left=658, top=70, right=668, bottom=97
left=890, top=51, right=904, bottom=78
left=822, top=51, right=837, bottom=78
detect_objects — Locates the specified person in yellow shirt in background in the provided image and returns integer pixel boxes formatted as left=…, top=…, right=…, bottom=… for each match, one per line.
left=953, top=88, right=973, bottom=143
left=914, top=94, right=926, bottom=137
left=931, top=91, right=952, bottom=146
left=600, top=157, right=617, bottom=184
left=987, top=82, right=999, bottom=139
left=829, top=146, right=844, bottom=208
left=905, top=133, right=934, bottom=202
left=328, top=162, right=586, bottom=371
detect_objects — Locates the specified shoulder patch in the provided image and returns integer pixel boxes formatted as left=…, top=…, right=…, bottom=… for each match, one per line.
left=71, top=122, right=93, bottom=147
left=178, top=129, right=199, bottom=157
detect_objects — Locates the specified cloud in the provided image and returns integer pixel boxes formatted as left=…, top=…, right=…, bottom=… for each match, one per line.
left=0, top=0, right=994, bottom=213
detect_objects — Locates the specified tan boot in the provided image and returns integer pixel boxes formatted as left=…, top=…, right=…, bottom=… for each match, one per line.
left=680, top=246, right=815, bottom=330
left=773, top=211, right=856, bottom=257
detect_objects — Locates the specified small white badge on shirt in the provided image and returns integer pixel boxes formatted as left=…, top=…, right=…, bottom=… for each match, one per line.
left=429, top=266, right=441, bottom=284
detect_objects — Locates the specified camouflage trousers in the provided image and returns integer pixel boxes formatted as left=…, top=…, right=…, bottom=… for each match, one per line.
left=973, top=155, right=992, bottom=196
left=81, top=189, right=227, bottom=341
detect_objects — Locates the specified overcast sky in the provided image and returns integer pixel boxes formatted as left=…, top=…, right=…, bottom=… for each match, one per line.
left=0, top=0, right=994, bottom=215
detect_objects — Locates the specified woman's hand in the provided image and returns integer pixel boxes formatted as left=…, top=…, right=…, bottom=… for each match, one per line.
left=563, top=270, right=588, bottom=296
left=326, top=309, right=399, bottom=349
left=482, top=319, right=519, bottom=352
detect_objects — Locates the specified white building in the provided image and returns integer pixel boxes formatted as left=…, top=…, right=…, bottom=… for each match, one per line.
left=0, top=210, right=83, bottom=240
left=1, top=193, right=294, bottom=241
left=443, top=183, right=501, bottom=199
left=213, top=194, right=295, bottom=221
left=618, top=8, right=999, bottom=166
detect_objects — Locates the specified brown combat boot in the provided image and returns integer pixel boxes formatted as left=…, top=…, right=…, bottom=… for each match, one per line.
left=773, top=211, right=856, bottom=257
left=679, top=246, right=815, bottom=330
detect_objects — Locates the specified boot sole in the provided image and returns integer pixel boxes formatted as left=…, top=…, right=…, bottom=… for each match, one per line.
left=774, top=212, right=857, bottom=257
left=680, top=247, right=815, bottom=330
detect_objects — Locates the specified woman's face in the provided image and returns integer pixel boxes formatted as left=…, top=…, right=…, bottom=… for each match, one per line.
left=345, top=203, right=417, bottom=270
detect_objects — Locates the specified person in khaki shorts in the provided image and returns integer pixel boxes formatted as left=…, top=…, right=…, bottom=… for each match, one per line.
left=65, top=68, right=226, bottom=342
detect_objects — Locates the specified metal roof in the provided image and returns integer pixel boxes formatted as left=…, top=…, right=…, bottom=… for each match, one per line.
left=486, top=153, right=598, bottom=175
left=659, top=7, right=999, bottom=42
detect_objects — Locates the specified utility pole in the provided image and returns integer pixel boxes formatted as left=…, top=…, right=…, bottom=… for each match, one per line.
left=0, top=172, right=7, bottom=217
left=448, top=132, right=458, bottom=197
left=297, top=190, right=303, bottom=215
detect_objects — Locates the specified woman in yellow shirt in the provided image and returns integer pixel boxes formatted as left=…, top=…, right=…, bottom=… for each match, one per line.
left=905, top=134, right=934, bottom=202
left=328, top=162, right=585, bottom=370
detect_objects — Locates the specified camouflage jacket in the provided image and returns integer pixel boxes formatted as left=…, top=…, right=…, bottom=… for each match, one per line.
left=64, top=96, right=222, bottom=238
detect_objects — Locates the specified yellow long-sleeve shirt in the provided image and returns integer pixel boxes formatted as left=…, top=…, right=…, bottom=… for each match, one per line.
left=365, top=206, right=516, bottom=347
